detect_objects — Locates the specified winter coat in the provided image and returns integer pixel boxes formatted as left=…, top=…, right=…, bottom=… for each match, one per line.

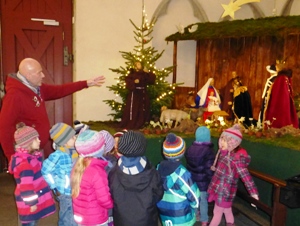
left=9, top=151, right=56, bottom=223
left=72, top=158, right=113, bottom=225
left=0, top=74, right=88, bottom=160
left=185, top=141, right=215, bottom=191
left=41, top=149, right=74, bottom=195
left=157, top=160, right=200, bottom=226
left=207, top=148, right=258, bottom=208
left=109, top=158, right=163, bottom=226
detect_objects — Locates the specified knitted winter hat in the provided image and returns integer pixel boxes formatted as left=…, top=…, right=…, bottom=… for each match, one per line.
left=195, top=126, right=211, bottom=142
left=163, top=133, right=186, bottom=161
left=14, top=122, right=39, bottom=148
left=50, top=123, right=76, bottom=146
left=219, top=124, right=243, bottom=152
left=75, top=130, right=105, bottom=158
left=118, top=131, right=147, bottom=157
left=74, top=120, right=90, bottom=135
left=99, top=130, right=114, bottom=154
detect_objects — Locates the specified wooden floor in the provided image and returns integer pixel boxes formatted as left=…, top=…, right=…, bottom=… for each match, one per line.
left=0, top=172, right=263, bottom=226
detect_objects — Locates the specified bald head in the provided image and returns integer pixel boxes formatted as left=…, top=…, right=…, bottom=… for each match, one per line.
left=18, top=58, right=45, bottom=87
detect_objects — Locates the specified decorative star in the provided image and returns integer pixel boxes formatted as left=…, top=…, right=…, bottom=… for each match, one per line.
left=222, top=0, right=240, bottom=19
left=221, top=0, right=261, bottom=19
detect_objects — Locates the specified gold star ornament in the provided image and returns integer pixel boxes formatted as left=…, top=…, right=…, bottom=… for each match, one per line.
left=221, top=0, right=261, bottom=19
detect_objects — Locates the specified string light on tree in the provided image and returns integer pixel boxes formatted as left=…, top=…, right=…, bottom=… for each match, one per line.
left=103, top=1, right=181, bottom=120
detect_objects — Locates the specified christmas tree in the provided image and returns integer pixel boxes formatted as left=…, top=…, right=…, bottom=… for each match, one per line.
left=104, top=5, right=181, bottom=123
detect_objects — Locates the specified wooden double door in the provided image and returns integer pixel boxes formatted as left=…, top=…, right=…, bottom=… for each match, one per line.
left=0, top=0, right=74, bottom=157
left=1, top=0, right=74, bottom=126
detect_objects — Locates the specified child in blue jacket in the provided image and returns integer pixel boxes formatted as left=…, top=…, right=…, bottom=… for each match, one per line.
left=157, top=133, right=200, bottom=226
left=42, top=122, right=78, bottom=226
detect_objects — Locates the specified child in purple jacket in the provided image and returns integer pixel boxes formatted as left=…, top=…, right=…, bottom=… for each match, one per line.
left=185, top=126, right=215, bottom=226
left=207, top=124, right=259, bottom=226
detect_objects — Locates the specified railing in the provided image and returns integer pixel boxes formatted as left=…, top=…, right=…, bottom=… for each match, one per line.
left=236, top=168, right=287, bottom=226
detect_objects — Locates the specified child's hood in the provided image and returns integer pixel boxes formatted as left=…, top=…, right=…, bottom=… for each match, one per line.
left=158, top=160, right=182, bottom=190
left=89, top=157, right=108, bottom=168
left=158, top=160, right=181, bottom=177
left=116, top=164, right=155, bottom=192
left=9, top=152, right=41, bottom=173
left=233, top=148, right=251, bottom=167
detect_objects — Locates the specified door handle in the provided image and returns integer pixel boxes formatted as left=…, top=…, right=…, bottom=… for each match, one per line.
left=64, top=46, right=73, bottom=66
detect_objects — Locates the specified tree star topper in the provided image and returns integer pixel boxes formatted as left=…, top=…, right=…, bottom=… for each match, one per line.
left=221, top=0, right=261, bottom=19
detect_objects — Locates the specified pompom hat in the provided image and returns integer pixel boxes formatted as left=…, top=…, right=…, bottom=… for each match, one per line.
left=118, top=131, right=147, bottom=157
left=50, top=123, right=76, bottom=146
left=74, top=120, right=90, bottom=135
left=219, top=124, right=242, bottom=152
left=163, top=133, right=186, bottom=160
left=14, top=122, right=39, bottom=148
left=195, top=126, right=211, bottom=142
left=75, top=130, right=105, bottom=157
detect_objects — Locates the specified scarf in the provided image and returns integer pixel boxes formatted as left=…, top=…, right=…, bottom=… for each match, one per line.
left=118, top=156, right=147, bottom=175
left=17, top=71, right=40, bottom=95
left=15, top=146, right=42, bottom=157
left=54, top=144, right=78, bottom=163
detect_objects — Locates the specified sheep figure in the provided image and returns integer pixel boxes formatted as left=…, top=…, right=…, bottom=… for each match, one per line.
left=160, top=106, right=189, bottom=128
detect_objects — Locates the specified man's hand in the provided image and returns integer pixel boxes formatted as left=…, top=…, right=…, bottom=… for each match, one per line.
left=87, top=75, right=105, bottom=87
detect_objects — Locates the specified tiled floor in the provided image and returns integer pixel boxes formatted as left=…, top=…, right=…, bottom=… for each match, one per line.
left=0, top=172, right=262, bottom=226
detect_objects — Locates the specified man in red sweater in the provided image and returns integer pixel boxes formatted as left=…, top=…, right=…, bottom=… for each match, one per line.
left=0, top=58, right=105, bottom=161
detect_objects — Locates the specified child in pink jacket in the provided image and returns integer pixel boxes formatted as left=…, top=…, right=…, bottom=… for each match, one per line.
left=207, top=124, right=259, bottom=226
left=71, top=129, right=113, bottom=226
left=9, top=122, right=55, bottom=225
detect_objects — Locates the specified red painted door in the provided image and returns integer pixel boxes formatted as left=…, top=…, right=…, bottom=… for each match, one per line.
left=1, top=0, right=73, bottom=156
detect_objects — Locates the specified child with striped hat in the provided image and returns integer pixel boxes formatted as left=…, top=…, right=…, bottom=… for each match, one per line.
left=109, top=130, right=163, bottom=226
left=41, top=122, right=78, bottom=226
left=9, top=122, right=56, bottom=225
left=156, top=133, right=200, bottom=226
left=72, top=129, right=113, bottom=226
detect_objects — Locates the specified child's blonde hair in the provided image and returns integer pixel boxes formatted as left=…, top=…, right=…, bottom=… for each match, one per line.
left=71, top=157, right=91, bottom=198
